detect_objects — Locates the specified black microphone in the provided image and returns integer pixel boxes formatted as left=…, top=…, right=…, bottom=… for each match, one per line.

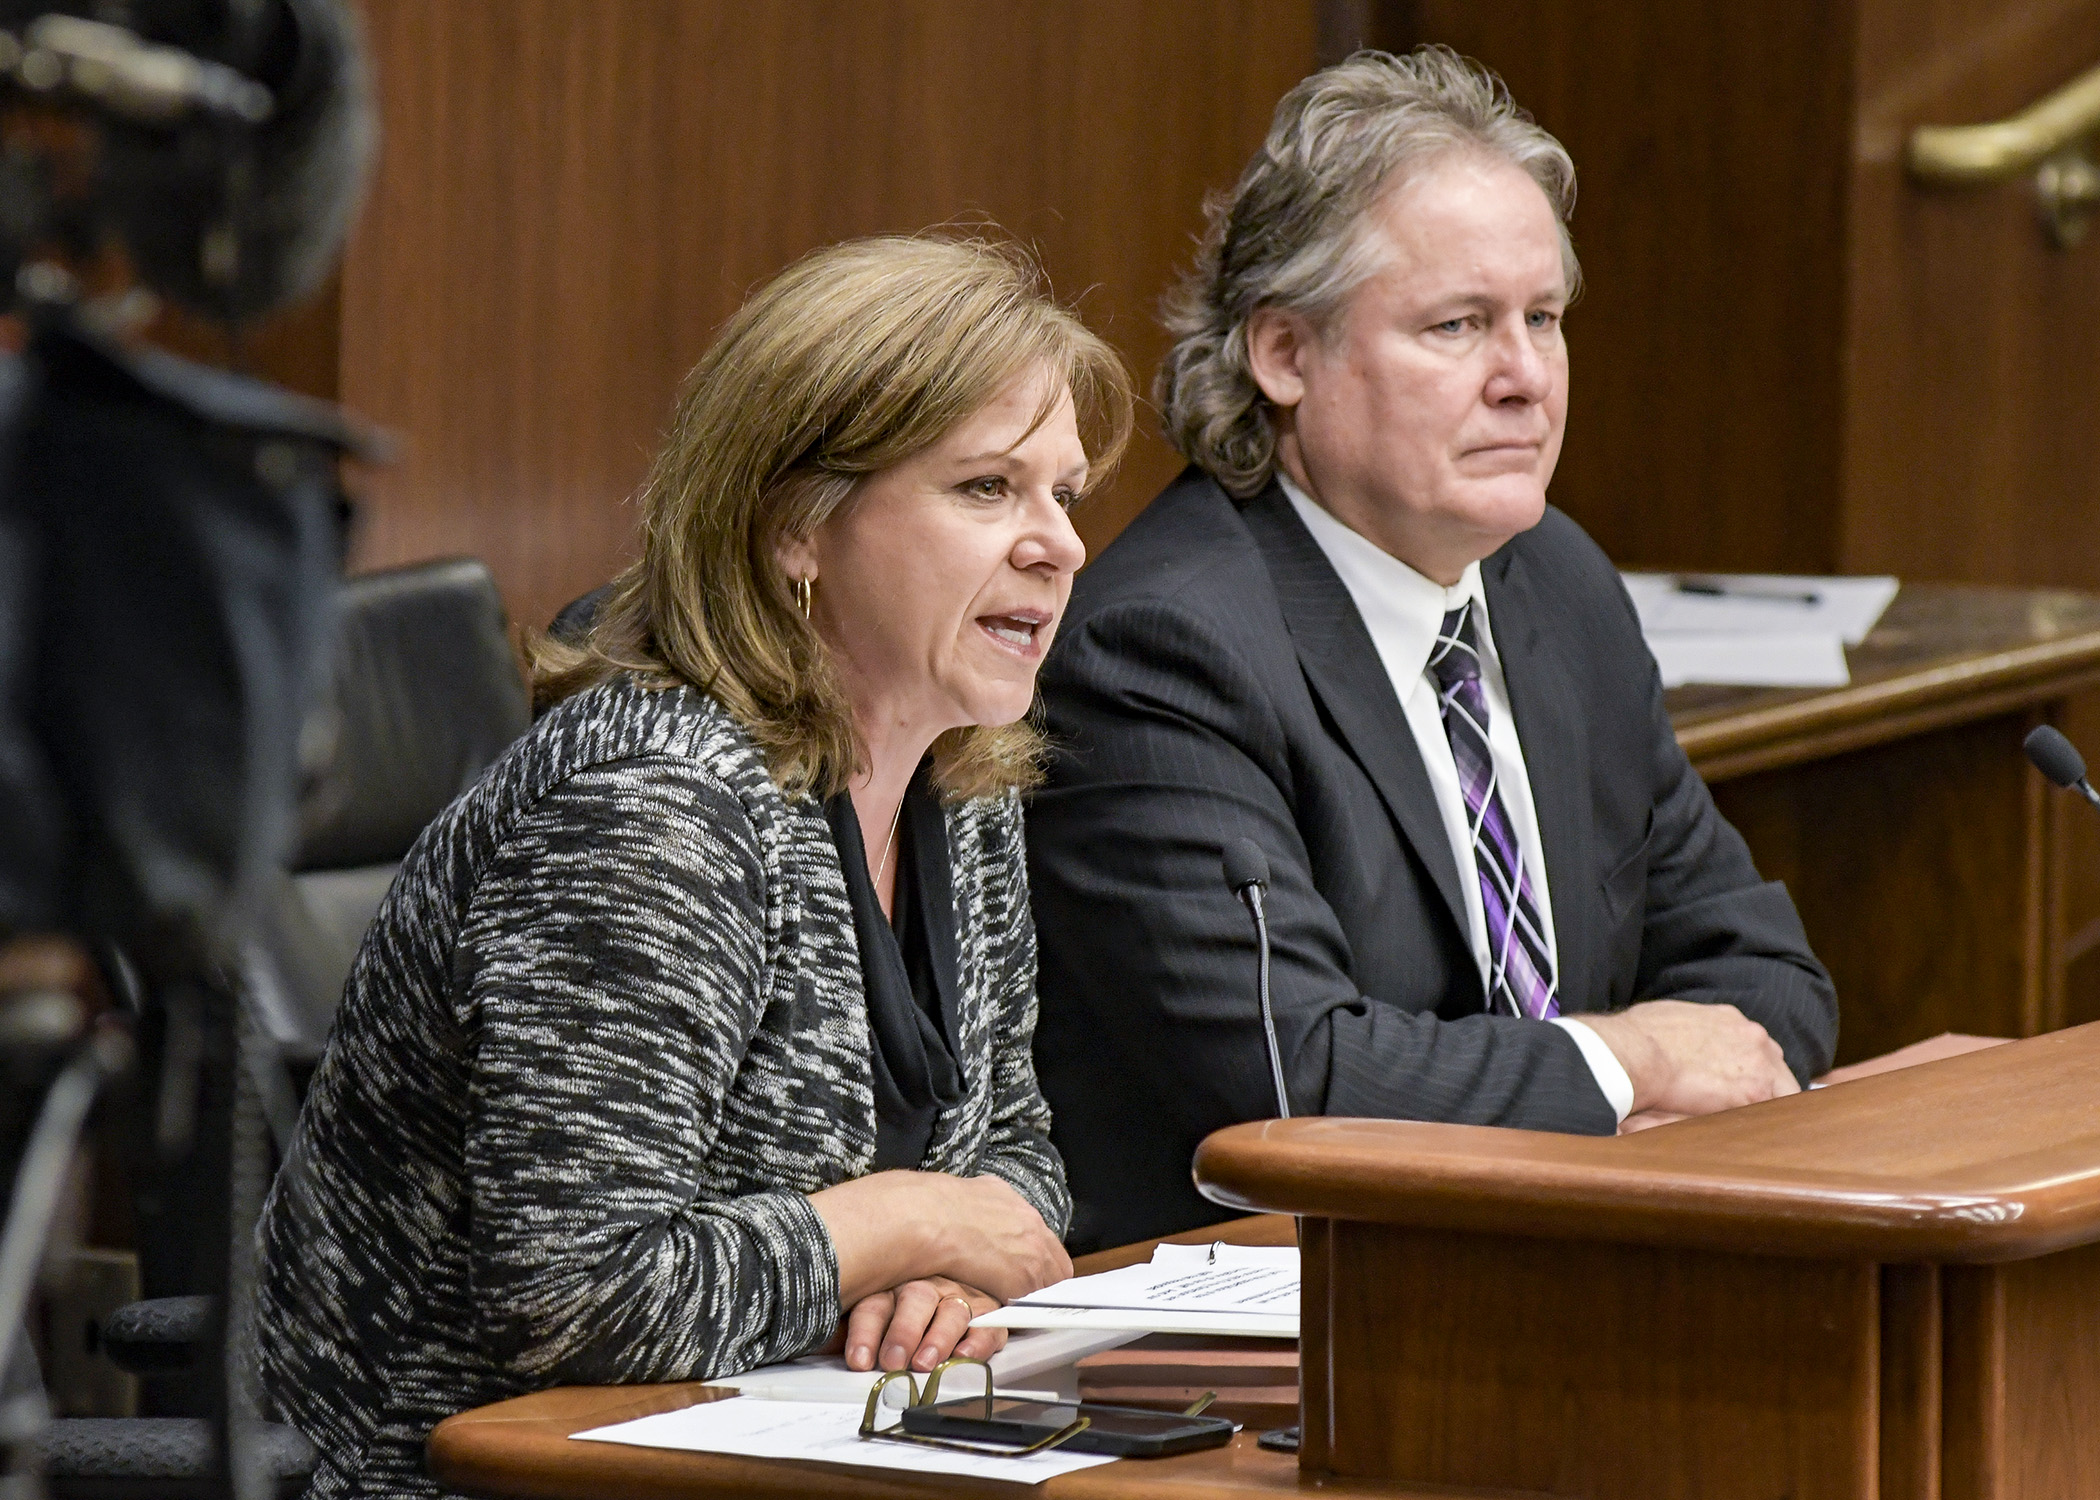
left=2024, top=726, right=2100, bottom=814
left=1223, top=838, right=1290, bottom=1120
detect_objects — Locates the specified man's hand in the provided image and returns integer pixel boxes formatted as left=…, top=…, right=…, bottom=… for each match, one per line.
left=1576, top=1000, right=1798, bottom=1119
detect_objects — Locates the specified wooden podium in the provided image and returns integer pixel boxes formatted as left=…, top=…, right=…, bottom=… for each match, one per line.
left=1195, top=1022, right=2100, bottom=1500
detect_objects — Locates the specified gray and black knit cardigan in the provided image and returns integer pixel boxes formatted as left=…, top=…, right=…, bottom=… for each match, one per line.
left=253, top=675, right=1071, bottom=1499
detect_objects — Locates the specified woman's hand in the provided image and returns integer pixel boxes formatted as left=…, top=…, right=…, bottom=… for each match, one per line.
left=923, top=1174, right=1072, bottom=1303
left=811, top=1169, right=1071, bottom=1308
left=840, top=1278, right=1008, bottom=1373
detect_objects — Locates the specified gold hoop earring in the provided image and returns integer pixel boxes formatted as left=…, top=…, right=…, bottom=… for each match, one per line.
left=795, top=575, right=814, bottom=621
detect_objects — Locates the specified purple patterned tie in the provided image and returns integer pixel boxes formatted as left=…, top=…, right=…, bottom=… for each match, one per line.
left=1426, top=603, right=1560, bottom=1020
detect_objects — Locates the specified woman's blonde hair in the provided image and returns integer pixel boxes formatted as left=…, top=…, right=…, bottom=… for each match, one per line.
left=528, top=234, right=1134, bottom=800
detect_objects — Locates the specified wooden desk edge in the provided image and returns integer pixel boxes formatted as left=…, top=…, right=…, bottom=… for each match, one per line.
left=1192, top=1154, right=2100, bottom=1264
left=1676, top=632, right=2100, bottom=781
left=1192, top=1030, right=2100, bottom=1264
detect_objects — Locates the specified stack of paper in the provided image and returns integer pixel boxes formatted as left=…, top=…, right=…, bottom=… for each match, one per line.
left=569, top=1256, right=1300, bottom=1481
left=1077, top=1335, right=1298, bottom=1427
left=1619, top=573, right=1899, bottom=689
left=973, top=1241, right=1300, bottom=1338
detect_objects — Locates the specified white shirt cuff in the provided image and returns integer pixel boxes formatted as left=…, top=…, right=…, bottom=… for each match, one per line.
left=1550, top=1016, right=1635, bottom=1123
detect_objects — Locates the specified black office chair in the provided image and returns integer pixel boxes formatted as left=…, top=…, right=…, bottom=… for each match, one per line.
left=254, top=555, right=536, bottom=1073
left=42, top=557, right=532, bottom=1499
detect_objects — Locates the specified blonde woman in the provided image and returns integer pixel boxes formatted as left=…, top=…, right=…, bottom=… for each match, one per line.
left=255, top=236, right=1133, bottom=1498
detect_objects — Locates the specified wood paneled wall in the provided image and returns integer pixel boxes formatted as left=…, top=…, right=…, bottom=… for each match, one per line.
left=328, top=0, right=1321, bottom=631
left=1839, top=1, right=2100, bottom=1028
left=1842, top=0, right=2100, bottom=590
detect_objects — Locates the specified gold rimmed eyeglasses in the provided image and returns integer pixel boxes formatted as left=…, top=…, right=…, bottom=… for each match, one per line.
left=857, top=1356, right=1091, bottom=1456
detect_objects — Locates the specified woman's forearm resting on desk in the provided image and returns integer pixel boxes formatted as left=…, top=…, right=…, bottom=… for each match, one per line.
left=250, top=238, right=1116, bottom=1500
left=813, top=1169, right=1072, bottom=1371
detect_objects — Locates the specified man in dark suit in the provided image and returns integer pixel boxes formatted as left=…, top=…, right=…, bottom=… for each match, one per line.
left=1027, top=47, right=1837, bottom=1249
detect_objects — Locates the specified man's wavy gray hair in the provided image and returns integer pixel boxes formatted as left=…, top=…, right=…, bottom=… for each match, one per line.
left=1158, top=46, right=1580, bottom=498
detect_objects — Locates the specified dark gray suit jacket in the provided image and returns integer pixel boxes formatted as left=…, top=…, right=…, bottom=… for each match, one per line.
left=1027, top=469, right=1837, bottom=1248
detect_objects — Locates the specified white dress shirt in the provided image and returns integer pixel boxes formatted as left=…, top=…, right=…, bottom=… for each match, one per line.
left=1279, top=475, right=1634, bottom=1121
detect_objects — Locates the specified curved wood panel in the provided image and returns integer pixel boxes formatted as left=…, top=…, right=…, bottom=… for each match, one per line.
left=1193, top=1023, right=2100, bottom=1263
left=1313, top=1225, right=1880, bottom=1499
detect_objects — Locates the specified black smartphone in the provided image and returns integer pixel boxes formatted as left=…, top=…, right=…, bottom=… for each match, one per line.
left=900, top=1396, right=1236, bottom=1457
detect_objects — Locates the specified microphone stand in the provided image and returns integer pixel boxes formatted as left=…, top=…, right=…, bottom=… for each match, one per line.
left=1222, top=840, right=1299, bottom=1453
left=1235, top=880, right=1291, bottom=1122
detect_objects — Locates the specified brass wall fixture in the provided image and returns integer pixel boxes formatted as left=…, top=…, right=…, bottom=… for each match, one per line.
left=1907, top=61, right=2100, bottom=247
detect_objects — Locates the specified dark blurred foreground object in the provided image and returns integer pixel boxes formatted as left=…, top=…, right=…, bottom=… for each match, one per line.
left=0, top=938, right=127, bottom=1497
left=544, top=582, right=609, bottom=651
left=0, top=317, right=362, bottom=1500
left=0, top=319, right=362, bottom=971
left=0, top=0, right=373, bottom=323
left=35, top=561, right=527, bottom=1500
left=0, top=2, right=376, bottom=1496
left=39, top=1420, right=316, bottom=1500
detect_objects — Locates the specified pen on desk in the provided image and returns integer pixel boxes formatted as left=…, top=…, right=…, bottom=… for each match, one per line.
left=1674, top=576, right=1822, bottom=606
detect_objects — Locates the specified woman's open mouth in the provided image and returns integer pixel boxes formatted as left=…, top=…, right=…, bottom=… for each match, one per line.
left=977, top=610, right=1052, bottom=656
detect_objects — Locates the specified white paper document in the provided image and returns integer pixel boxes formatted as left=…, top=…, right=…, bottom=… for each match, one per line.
left=573, top=1394, right=1119, bottom=1484
left=1641, top=631, right=1852, bottom=690
left=974, top=1242, right=1300, bottom=1337
left=708, top=1326, right=1140, bottom=1404
left=1620, top=573, right=1898, bottom=645
left=1619, top=573, right=1898, bottom=688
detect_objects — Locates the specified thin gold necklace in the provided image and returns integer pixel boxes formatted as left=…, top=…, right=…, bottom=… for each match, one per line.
left=875, top=797, right=905, bottom=887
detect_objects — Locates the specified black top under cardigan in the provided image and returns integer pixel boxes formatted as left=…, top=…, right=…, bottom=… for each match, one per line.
left=825, top=766, right=963, bottom=1170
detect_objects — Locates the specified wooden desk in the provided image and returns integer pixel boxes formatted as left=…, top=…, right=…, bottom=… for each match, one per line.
left=429, top=1217, right=1546, bottom=1500
left=1197, top=1021, right=2100, bottom=1500
left=1665, top=582, right=2100, bottom=1062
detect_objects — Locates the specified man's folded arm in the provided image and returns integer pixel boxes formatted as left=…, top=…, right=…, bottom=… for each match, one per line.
left=1030, top=600, right=1620, bottom=1140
